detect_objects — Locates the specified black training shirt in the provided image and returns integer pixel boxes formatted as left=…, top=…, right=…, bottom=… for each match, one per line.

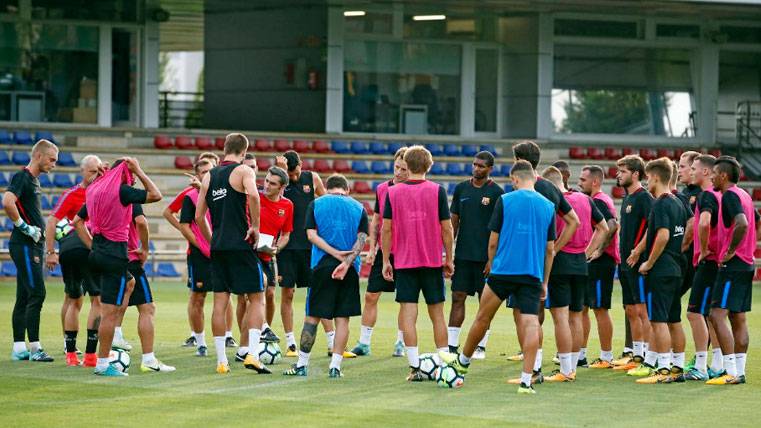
left=7, top=168, right=45, bottom=246
left=450, top=179, right=505, bottom=262
left=645, top=194, right=686, bottom=277
left=619, top=187, right=654, bottom=270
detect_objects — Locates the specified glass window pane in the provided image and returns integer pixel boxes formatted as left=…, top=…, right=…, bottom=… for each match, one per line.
left=475, top=48, right=497, bottom=133
left=344, top=11, right=393, bottom=35
left=32, top=0, right=138, bottom=22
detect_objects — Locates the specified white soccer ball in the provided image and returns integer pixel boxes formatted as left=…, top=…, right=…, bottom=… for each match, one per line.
left=257, top=342, right=282, bottom=365
left=435, top=364, right=464, bottom=389
left=109, top=349, right=131, bottom=373
left=419, top=353, right=440, bottom=380
left=55, top=218, right=73, bottom=241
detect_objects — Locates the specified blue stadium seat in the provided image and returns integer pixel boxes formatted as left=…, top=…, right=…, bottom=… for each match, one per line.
left=372, top=181, right=382, bottom=191
left=0, top=130, right=12, bottom=145
left=0, top=151, right=9, bottom=165
left=0, top=239, right=8, bottom=249
left=503, top=183, right=513, bottom=193
left=39, top=174, right=53, bottom=188
left=429, top=163, right=445, bottom=175
left=49, top=264, right=62, bottom=277
left=144, top=263, right=155, bottom=277
left=388, top=142, right=404, bottom=154
left=12, top=151, right=30, bottom=165
left=331, top=140, right=351, bottom=154
left=479, top=144, right=497, bottom=155
left=462, top=145, right=478, bottom=157
left=40, top=195, right=51, bottom=210
left=35, top=131, right=55, bottom=145
left=57, top=152, right=76, bottom=167
left=447, top=182, right=457, bottom=195
left=0, top=172, right=7, bottom=186
left=501, top=164, right=512, bottom=176
left=350, top=141, right=370, bottom=154
left=369, top=142, right=388, bottom=155
left=446, top=163, right=464, bottom=176
left=352, top=160, right=370, bottom=174
left=149, top=241, right=156, bottom=253
left=444, top=144, right=461, bottom=157
left=2, top=262, right=17, bottom=277
left=371, top=160, right=390, bottom=174
left=157, top=263, right=180, bottom=277
left=53, top=173, right=74, bottom=188
left=14, top=131, right=33, bottom=145
left=3, top=217, right=13, bottom=231
left=425, top=144, right=444, bottom=156
left=50, top=195, right=59, bottom=207
left=74, top=175, right=83, bottom=184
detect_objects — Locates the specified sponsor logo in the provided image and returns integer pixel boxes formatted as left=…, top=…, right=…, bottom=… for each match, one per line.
left=626, top=204, right=632, bottom=213
left=212, top=187, right=227, bottom=201
left=674, top=225, right=685, bottom=237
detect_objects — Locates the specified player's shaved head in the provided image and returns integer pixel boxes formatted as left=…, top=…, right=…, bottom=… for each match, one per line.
left=714, top=155, right=742, bottom=183
left=541, top=166, right=564, bottom=188
left=582, top=165, right=605, bottom=182
left=32, top=139, right=57, bottom=156
left=694, top=154, right=716, bottom=169
left=80, top=154, right=101, bottom=169
left=510, top=159, right=535, bottom=181
left=475, top=151, right=495, bottom=167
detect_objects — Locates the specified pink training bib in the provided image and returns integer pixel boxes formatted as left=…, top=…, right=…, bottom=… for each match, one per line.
left=387, top=180, right=444, bottom=269
left=86, top=162, right=133, bottom=242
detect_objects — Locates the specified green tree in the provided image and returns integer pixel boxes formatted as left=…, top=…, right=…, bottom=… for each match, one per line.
left=561, top=90, right=648, bottom=134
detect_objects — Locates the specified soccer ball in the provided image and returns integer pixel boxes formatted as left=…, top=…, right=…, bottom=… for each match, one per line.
left=55, top=218, right=73, bottom=241
left=257, top=342, right=282, bottom=365
left=435, top=364, right=464, bottom=389
left=109, top=349, right=131, bottom=373
left=418, top=353, right=440, bottom=380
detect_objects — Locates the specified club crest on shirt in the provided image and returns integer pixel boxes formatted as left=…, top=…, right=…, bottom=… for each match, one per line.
left=33, top=256, right=40, bottom=264
left=277, top=208, right=285, bottom=217
left=196, top=281, right=204, bottom=289
left=625, top=204, right=632, bottom=213
left=689, top=195, right=696, bottom=205
left=303, top=185, right=311, bottom=193
left=481, top=197, right=491, bottom=206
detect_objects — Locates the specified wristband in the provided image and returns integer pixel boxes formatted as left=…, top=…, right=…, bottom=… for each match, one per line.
left=14, top=218, right=25, bottom=228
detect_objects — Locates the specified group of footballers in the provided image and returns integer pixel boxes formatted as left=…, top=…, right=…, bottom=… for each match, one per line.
left=3, top=134, right=756, bottom=390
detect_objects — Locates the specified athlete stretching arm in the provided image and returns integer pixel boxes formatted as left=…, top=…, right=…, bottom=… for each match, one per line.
left=125, top=158, right=162, bottom=203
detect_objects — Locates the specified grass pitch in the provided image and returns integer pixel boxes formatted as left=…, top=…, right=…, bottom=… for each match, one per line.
left=0, top=280, right=759, bottom=427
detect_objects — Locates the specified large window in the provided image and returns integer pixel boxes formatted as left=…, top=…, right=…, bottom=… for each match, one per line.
left=31, top=0, right=139, bottom=22
left=343, top=40, right=461, bottom=134
left=0, top=22, right=99, bottom=123
left=552, top=45, right=695, bottom=137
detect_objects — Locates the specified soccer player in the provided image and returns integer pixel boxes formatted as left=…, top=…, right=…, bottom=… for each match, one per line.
left=45, top=154, right=102, bottom=366
left=614, top=155, right=654, bottom=372
left=445, top=151, right=504, bottom=360
left=3, top=139, right=58, bottom=362
left=72, top=158, right=162, bottom=376
left=541, top=167, right=607, bottom=382
left=440, top=160, right=556, bottom=394
left=675, top=152, right=701, bottom=300
left=283, top=174, right=368, bottom=378
left=634, top=157, right=688, bottom=384
left=381, top=145, right=454, bottom=381
left=577, top=165, right=620, bottom=369
left=196, top=133, right=271, bottom=375
left=552, top=160, right=572, bottom=189
left=684, top=154, right=724, bottom=380
left=706, top=156, right=756, bottom=385
left=350, top=146, right=408, bottom=358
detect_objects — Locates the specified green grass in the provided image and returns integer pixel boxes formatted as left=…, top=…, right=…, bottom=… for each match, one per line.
left=0, top=280, right=759, bottom=427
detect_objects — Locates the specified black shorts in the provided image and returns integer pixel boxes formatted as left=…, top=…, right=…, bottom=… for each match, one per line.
left=488, top=277, right=541, bottom=315
left=89, top=249, right=132, bottom=306
left=127, top=261, right=154, bottom=306
left=451, top=259, right=486, bottom=296
left=187, top=251, right=212, bottom=293
left=546, top=274, right=587, bottom=312
left=9, top=242, right=46, bottom=303
left=258, top=256, right=275, bottom=287
left=60, top=247, right=99, bottom=298
left=395, top=267, right=445, bottom=305
left=211, top=249, right=264, bottom=295
left=712, top=268, right=753, bottom=313
left=367, top=250, right=394, bottom=293
left=680, top=255, right=695, bottom=297
left=587, top=255, right=615, bottom=309
left=306, top=263, right=361, bottom=319
left=687, top=260, right=718, bottom=316
left=278, top=249, right=311, bottom=288
left=619, top=268, right=647, bottom=305
left=646, top=275, right=681, bottom=323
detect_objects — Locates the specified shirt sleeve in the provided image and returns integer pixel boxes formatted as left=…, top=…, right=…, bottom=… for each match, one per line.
left=168, top=190, right=187, bottom=213
left=488, top=197, right=504, bottom=232
left=131, top=203, right=144, bottom=220
left=119, top=185, right=148, bottom=206
left=373, top=193, right=380, bottom=214
left=449, top=183, right=461, bottom=215
left=358, top=210, right=369, bottom=234
left=638, top=193, right=654, bottom=222
left=7, top=171, right=27, bottom=199
left=697, top=191, right=718, bottom=227
left=548, top=214, right=557, bottom=241
left=304, top=201, right=317, bottom=230
left=593, top=199, right=614, bottom=221
left=282, top=202, right=294, bottom=233
left=51, top=191, right=75, bottom=220
left=77, top=204, right=88, bottom=220
left=652, top=200, right=671, bottom=233
left=179, top=196, right=196, bottom=224
left=383, top=196, right=393, bottom=220
left=721, top=191, right=744, bottom=228
left=589, top=197, right=604, bottom=224
left=438, top=185, right=451, bottom=221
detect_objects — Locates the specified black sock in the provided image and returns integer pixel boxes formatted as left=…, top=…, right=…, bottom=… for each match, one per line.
left=86, top=329, right=98, bottom=354
left=65, top=331, right=78, bottom=353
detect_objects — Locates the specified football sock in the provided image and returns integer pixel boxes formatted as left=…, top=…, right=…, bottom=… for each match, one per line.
left=297, top=350, right=311, bottom=368
left=643, top=342, right=649, bottom=353
left=623, top=346, right=633, bottom=354
left=559, top=353, right=572, bottom=376
left=458, top=353, right=471, bottom=366
left=329, top=353, right=343, bottom=370
left=521, top=371, right=533, bottom=386
left=12, top=342, right=27, bottom=353
left=672, top=352, right=685, bottom=370
left=96, top=357, right=109, bottom=371
left=695, top=351, right=708, bottom=373
left=142, top=352, right=155, bottom=364
left=735, top=353, right=746, bottom=377
left=194, top=331, right=207, bottom=348
left=534, top=348, right=543, bottom=371
left=478, top=330, right=490, bottom=348
left=225, top=330, right=233, bottom=339
left=406, top=346, right=419, bottom=368
left=114, top=327, right=123, bottom=341
left=723, top=354, right=736, bottom=377
left=214, top=336, right=228, bottom=364
left=359, top=325, right=373, bottom=346
left=711, top=348, right=724, bottom=371
left=262, top=323, right=270, bottom=331
left=86, top=329, right=98, bottom=354
left=30, top=341, right=41, bottom=353
left=644, top=350, right=657, bottom=367
left=600, top=350, right=613, bottom=362
left=571, top=351, right=580, bottom=368
left=397, top=330, right=405, bottom=344
left=657, top=353, right=671, bottom=370
left=447, top=327, right=460, bottom=349
left=285, top=332, right=296, bottom=348
left=579, top=347, right=587, bottom=361
left=248, top=329, right=262, bottom=359
left=64, top=331, right=77, bottom=353
left=238, top=346, right=249, bottom=356
left=326, top=331, right=336, bottom=350
left=633, top=341, right=644, bottom=358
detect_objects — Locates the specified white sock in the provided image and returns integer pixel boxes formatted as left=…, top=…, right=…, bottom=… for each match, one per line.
left=262, top=323, right=270, bottom=331
left=521, top=371, right=533, bottom=386
left=633, top=341, right=644, bottom=358
left=96, top=357, right=109, bottom=370
left=695, top=351, right=708, bottom=373
left=114, top=327, right=123, bottom=341
left=559, top=353, right=573, bottom=376
left=447, top=327, right=461, bottom=348
left=579, top=347, right=587, bottom=361
left=571, top=351, right=580, bottom=368
left=397, top=330, right=405, bottom=344
left=285, top=332, right=296, bottom=348
left=711, top=348, right=724, bottom=371
left=643, top=342, right=649, bottom=353
left=644, top=350, right=657, bottom=367
left=723, top=354, right=736, bottom=377
left=248, top=329, right=261, bottom=359
left=359, top=325, right=373, bottom=346
left=434, top=347, right=448, bottom=366
left=406, top=346, right=419, bottom=368
left=194, top=331, right=207, bottom=348
left=735, top=353, right=746, bottom=377
left=214, top=336, right=228, bottom=364
left=657, top=353, right=671, bottom=370
left=672, top=352, right=685, bottom=369
left=330, top=353, right=343, bottom=369
left=12, top=342, right=27, bottom=353
left=534, top=348, right=543, bottom=371
left=238, top=346, right=249, bottom=356
left=29, top=341, right=41, bottom=353
left=326, top=331, right=335, bottom=350
left=142, top=352, right=155, bottom=364
left=297, top=350, right=311, bottom=368
left=225, top=330, right=232, bottom=339
left=458, top=353, right=471, bottom=366
left=601, top=350, right=613, bottom=362
left=478, top=330, right=490, bottom=348
left=623, top=346, right=633, bottom=354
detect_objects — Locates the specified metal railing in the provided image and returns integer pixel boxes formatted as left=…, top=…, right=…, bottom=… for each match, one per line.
left=159, top=91, right=204, bottom=129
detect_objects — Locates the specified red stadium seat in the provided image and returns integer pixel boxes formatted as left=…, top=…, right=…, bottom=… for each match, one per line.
left=622, top=148, right=635, bottom=156
left=256, top=158, right=272, bottom=171
left=334, top=159, right=351, bottom=173
left=353, top=181, right=372, bottom=194
left=301, top=159, right=313, bottom=170
left=605, top=147, right=622, bottom=160
left=611, top=186, right=625, bottom=199
left=154, top=135, right=173, bottom=149
left=175, top=136, right=195, bottom=150
left=753, top=188, right=761, bottom=201
left=313, top=159, right=332, bottom=173
left=254, top=139, right=272, bottom=152
left=709, top=149, right=721, bottom=157
left=587, top=147, right=604, bottom=160
left=256, top=178, right=264, bottom=187
left=174, top=156, right=193, bottom=170
left=293, top=140, right=312, bottom=153
left=656, top=148, right=674, bottom=159
left=673, top=149, right=684, bottom=160
left=273, top=139, right=291, bottom=152
left=313, top=140, right=331, bottom=153
left=607, top=166, right=618, bottom=179
left=569, top=147, right=586, bottom=159
left=362, top=201, right=373, bottom=215
left=639, top=148, right=656, bottom=161
left=195, top=137, right=213, bottom=150
left=215, top=137, right=226, bottom=150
